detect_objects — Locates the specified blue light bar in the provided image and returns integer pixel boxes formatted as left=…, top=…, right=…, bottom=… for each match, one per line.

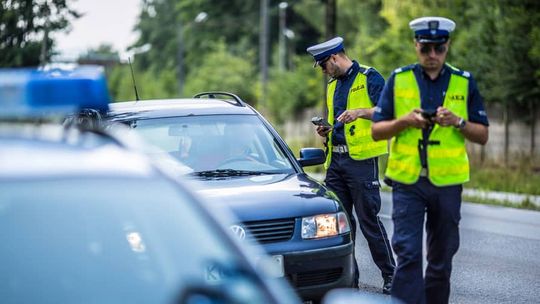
left=0, top=65, right=110, bottom=117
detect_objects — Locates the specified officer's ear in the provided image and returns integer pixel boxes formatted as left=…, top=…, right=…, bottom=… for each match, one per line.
left=413, top=40, right=420, bottom=51
left=331, top=53, right=341, bottom=64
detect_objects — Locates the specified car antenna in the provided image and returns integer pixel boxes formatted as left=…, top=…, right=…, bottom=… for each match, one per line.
left=128, top=57, right=140, bottom=101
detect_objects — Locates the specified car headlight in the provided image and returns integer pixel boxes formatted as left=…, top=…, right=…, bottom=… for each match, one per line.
left=301, top=212, right=351, bottom=239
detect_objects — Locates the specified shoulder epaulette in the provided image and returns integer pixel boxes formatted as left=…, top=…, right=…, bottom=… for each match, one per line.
left=358, top=64, right=372, bottom=75
left=459, top=70, right=471, bottom=78
left=393, top=64, right=415, bottom=74
left=446, top=63, right=471, bottom=78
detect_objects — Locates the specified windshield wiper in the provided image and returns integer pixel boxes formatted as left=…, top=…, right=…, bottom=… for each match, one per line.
left=191, top=169, right=268, bottom=178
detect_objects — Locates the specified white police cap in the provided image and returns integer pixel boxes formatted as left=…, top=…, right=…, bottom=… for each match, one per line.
left=306, top=37, right=344, bottom=67
left=409, top=17, right=456, bottom=43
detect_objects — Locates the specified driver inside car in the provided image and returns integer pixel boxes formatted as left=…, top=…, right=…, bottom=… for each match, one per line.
left=219, top=123, right=261, bottom=168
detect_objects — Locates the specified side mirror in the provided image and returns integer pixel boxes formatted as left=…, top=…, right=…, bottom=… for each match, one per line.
left=297, top=148, right=325, bottom=167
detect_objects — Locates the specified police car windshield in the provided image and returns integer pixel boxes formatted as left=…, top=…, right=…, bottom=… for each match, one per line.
left=128, top=115, right=295, bottom=174
left=0, top=177, right=247, bottom=303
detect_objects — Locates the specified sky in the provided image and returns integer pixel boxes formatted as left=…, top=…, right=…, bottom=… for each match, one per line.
left=53, top=0, right=141, bottom=61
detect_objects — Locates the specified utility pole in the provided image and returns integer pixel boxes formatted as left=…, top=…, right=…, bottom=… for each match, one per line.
left=177, top=21, right=184, bottom=96
left=40, top=1, right=50, bottom=66
left=278, top=2, right=288, bottom=71
left=40, top=26, right=49, bottom=66
left=177, top=12, right=207, bottom=97
left=325, top=0, right=336, bottom=39
left=322, top=0, right=336, bottom=113
left=259, top=0, right=269, bottom=108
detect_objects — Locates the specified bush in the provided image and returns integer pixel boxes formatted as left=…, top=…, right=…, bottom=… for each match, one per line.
left=108, top=64, right=178, bottom=102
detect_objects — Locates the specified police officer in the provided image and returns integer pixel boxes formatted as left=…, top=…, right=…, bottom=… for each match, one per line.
left=371, top=17, right=489, bottom=303
left=307, top=37, right=395, bottom=294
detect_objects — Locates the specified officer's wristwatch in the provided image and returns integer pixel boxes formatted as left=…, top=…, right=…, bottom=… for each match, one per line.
left=454, top=117, right=466, bottom=129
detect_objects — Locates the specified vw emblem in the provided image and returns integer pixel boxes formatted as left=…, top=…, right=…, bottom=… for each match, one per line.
left=230, top=225, right=246, bottom=240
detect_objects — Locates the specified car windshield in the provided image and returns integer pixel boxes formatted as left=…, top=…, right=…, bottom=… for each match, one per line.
left=129, top=115, right=295, bottom=174
left=0, top=177, right=269, bottom=303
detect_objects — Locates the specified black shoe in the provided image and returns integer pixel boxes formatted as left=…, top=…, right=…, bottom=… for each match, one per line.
left=382, top=276, right=392, bottom=295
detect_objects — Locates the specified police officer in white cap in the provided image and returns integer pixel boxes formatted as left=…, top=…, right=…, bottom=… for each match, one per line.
left=372, top=17, right=489, bottom=303
left=307, top=37, right=395, bottom=294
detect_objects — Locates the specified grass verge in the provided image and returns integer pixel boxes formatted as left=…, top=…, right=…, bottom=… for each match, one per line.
left=467, top=158, right=540, bottom=195
left=287, top=139, right=540, bottom=211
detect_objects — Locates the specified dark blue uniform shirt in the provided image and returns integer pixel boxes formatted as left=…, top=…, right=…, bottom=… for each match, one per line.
left=332, top=61, right=385, bottom=145
left=373, top=63, right=489, bottom=168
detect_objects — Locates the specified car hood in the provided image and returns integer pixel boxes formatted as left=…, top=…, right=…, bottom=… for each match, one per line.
left=194, top=173, right=341, bottom=222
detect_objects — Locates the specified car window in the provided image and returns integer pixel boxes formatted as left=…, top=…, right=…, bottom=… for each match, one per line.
left=130, top=115, right=295, bottom=173
left=0, top=177, right=274, bottom=304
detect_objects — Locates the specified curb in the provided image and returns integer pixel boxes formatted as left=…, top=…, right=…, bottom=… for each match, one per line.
left=462, top=189, right=540, bottom=208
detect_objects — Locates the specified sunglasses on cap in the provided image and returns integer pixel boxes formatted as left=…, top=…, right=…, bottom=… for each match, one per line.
left=420, top=44, right=447, bottom=55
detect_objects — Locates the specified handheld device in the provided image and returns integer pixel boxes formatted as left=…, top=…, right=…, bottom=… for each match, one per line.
left=311, top=116, right=332, bottom=128
left=421, top=109, right=437, bottom=123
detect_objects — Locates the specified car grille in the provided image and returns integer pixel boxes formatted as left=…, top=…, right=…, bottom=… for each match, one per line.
left=287, top=268, right=343, bottom=288
left=242, top=218, right=295, bottom=244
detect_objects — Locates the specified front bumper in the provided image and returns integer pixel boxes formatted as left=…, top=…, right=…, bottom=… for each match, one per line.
left=282, top=241, right=355, bottom=301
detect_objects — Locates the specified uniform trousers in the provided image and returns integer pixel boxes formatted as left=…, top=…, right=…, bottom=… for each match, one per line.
left=391, top=177, right=462, bottom=304
left=325, top=152, right=395, bottom=285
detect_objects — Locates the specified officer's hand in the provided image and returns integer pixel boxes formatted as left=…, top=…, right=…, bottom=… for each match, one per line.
left=402, top=109, right=430, bottom=129
left=337, top=109, right=362, bottom=123
left=316, top=125, right=332, bottom=137
left=434, top=107, right=460, bottom=127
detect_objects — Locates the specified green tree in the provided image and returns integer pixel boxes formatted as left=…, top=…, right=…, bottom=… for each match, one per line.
left=122, top=0, right=540, bottom=142
left=133, top=0, right=273, bottom=72
left=131, top=0, right=178, bottom=72
left=266, top=56, right=320, bottom=123
left=130, top=0, right=322, bottom=98
left=183, top=41, right=257, bottom=103
left=0, top=0, right=80, bottom=67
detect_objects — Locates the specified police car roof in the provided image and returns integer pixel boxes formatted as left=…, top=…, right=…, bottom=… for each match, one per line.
left=108, top=98, right=256, bottom=120
left=0, top=126, right=156, bottom=179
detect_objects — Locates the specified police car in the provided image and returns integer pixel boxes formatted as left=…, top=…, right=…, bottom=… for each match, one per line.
left=104, top=92, right=356, bottom=301
left=0, top=67, right=300, bottom=304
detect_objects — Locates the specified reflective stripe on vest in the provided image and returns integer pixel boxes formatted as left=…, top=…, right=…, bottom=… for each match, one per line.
left=385, top=67, right=469, bottom=186
left=324, top=65, right=388, bottom=169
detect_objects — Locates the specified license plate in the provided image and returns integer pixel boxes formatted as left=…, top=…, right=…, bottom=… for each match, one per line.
left=256, top=254, right=284, bottom=278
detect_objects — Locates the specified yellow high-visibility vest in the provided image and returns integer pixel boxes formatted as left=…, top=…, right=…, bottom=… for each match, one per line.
left=324, top=65, right=387, bottom=169
left=385, top=64, right=470, bottom=186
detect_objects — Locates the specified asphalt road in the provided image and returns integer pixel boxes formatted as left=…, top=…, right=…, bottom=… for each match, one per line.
left=354, top=192, right=540, bottom=304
